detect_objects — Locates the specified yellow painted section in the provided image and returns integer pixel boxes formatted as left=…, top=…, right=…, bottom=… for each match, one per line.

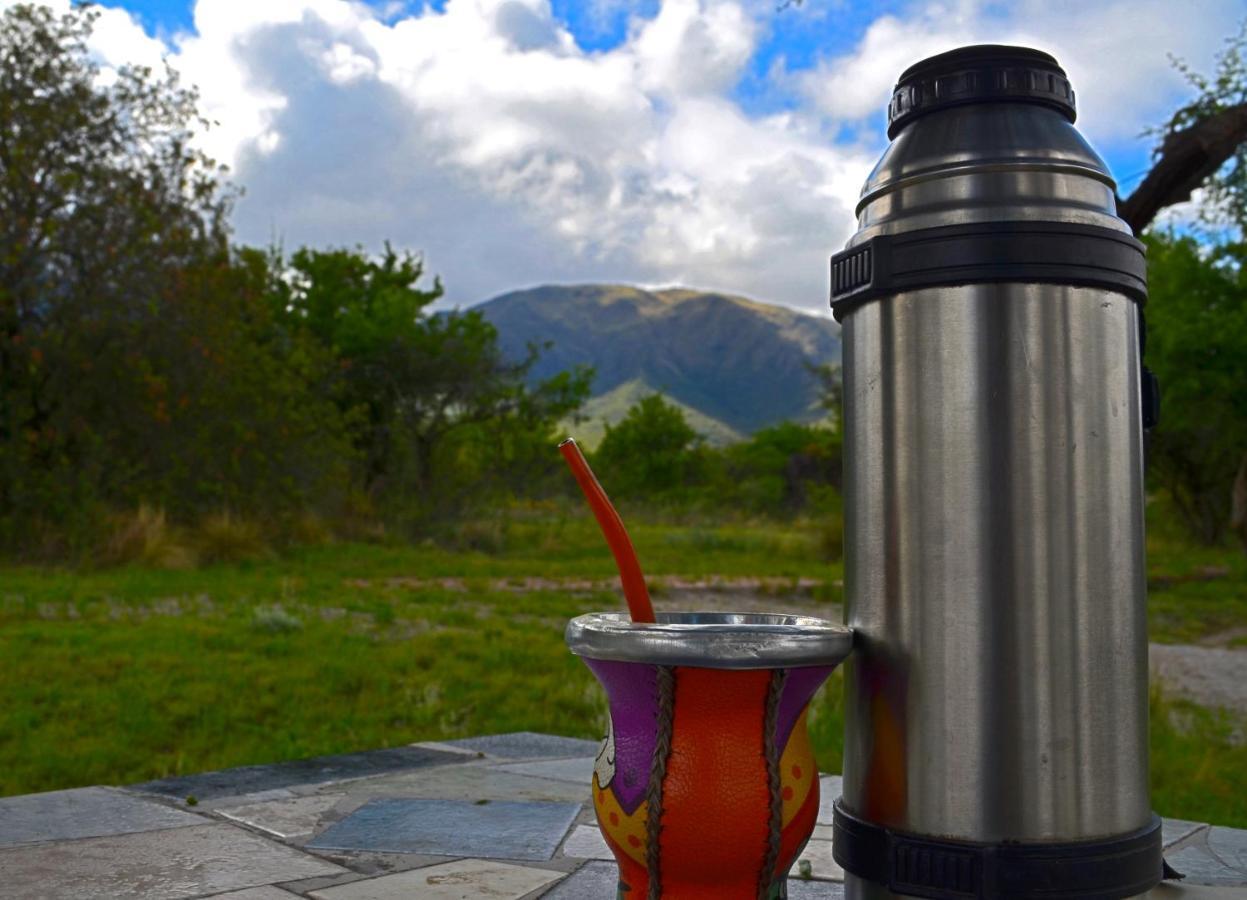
left=779, top=708, right=817, bottom=828
left=593, top=773, right=648, bottom=867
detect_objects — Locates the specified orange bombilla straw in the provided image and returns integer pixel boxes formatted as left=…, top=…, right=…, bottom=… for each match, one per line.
left=559, top=438, right=655, bottom=623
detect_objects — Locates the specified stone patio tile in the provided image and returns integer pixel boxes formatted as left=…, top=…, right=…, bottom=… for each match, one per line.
left=1165, top=819, right=1211, bottom=849
left=218, top=793, right=347, bottom=841
left=324, top=763, right=589, bottom=805
left=494, top=756, right=596, bottom=785
left=210, top=888, right=302, bottom=898
left=1167, top=844, right=1247, bottom=887
left=1208, top=827, right=1247, bottom=874
left=787, top=877, right=847, bottom=899
left=792, top=838, right=845, bottom=882
left=307, top=797, right=581, bottom=860
left=443, top=732, right=600, bottom=760
left=817, top=775, right=843, bottom=825
left=201, top=788, right=299, bottom=810
left=0, top=823, right=345, bottom=899
left=541, top=861, right=617, bottom=898
left=560, top=824, right=612, bottom=860
left=307, top=858, right=565, bottom=899
left=280, top=852, right=455, bottom=892
left=0, top=786, right=205, bottom=848
left=540, top=863, right=846, bottom=899
left=1149, top=882, right=1247, bottom=898
left=129, top=745, right=468, bottom=801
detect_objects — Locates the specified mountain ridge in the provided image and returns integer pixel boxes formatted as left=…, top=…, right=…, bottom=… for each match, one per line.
left=476, top=283, right=841, bottom=439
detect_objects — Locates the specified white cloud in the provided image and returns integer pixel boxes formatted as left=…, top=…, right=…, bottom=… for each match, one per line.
left=800, top=0, right=1238, bottom=148
left=5, top=0, right=1240, bottom=312
left=166, top=0, right=869, bottom=310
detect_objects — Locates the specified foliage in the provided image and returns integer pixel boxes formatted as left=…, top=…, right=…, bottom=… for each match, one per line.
left=594, top=394, right=708, bottom=497
left=0, top=4, right=351, bottom=552
left=586, top=379, right=841, bottom=518
left=1158, top=20, right=1247, bottom=230
left=266, top=245, right=593, bottom=526
left=0, top=4, right=592, bottom=553
left=806, top=361, right=844, bottom=428
left=1145, top=233, right=1247, bottom=544
left=721, top=422, right=841, bottom=515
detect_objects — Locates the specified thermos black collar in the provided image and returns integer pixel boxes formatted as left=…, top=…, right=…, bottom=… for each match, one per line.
left=888, top=44, right=1077, bottom=138
left=828, top=222, right=1147, bottom=321
left=832, top=800, right=1165, bottom=900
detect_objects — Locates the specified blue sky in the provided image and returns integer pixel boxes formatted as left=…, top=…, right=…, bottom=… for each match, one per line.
left=55, top=0, right=1247, bottom=310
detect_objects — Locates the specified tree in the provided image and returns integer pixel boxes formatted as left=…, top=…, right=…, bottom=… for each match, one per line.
left=0, top=5, right=353, bottom=550
left=594, top=395, right=706, bottom=497
left=0, top=3, right=231, bottom=543
left=1143, top=234, right=1247, bottom=545
left=1119, top=22, right=1247, bottom=234
left=723, top=421, right=841, bottom=514
left=806, top=361, right=843, bottom=433
left=266, top=245, right=592, bottom=519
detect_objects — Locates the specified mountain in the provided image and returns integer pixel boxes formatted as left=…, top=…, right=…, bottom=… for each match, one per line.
left=476, top=284, right=841, bottom=443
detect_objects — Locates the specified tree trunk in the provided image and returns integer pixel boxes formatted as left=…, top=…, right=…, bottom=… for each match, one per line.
left=1232, top=450, right=1247, bottom=554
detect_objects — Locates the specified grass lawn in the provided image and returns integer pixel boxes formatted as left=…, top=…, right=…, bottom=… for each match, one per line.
left=1, top=506, right=1244, bottom=827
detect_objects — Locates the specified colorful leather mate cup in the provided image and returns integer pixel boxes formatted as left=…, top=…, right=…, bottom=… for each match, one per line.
left=566, top=612, right=853, bottom=900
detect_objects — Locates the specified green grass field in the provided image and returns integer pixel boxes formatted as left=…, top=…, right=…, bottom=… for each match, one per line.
left=1, top=505, right=1244, bottom=827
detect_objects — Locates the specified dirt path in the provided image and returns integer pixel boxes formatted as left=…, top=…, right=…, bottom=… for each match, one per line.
left=361, top=575, right=1245, bottom=717
left=1150, top=643, right=1247, bottom=715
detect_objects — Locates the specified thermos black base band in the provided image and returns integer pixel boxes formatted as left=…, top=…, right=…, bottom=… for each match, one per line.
left=829, top=222, right=1147, bottom=321
left=832, top=800, right=1163, bottom=900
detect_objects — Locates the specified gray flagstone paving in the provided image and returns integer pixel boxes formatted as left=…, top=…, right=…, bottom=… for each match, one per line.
left=306, top=859, right=564, bottom=899
left=817, top=775, right=843, bottom=824
left=494, top=756, right=597, bottom=784
left=440, top=732, right=600, bottom=760
left=0, top=786, right=206, bottom=848
left=0, top=733, right=1241, bottom=898
left=558, top=824, right=612, bottom=861
left=218, top=793, right=348, bottom=841
left=0, top=823, right=345, bottom=899
left=130, top=745, right=468, bottom=801
left=307, top=797, right=581, bottom=860
left=540, top=861, right=618, bottom=898
left=1211, top=827, right=1247, bottom=872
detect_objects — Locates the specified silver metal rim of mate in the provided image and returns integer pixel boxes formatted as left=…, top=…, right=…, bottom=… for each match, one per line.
left=565, top=612, right=853, bottom=669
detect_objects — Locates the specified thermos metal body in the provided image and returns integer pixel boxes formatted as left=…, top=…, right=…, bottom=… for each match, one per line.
left=832, top=48, right=1158, bottom=900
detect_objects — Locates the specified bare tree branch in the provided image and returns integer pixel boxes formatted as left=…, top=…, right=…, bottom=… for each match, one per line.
left=1116, top=102, right=1247, bottom=234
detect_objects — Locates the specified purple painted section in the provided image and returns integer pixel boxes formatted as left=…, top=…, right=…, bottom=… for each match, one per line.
left=775, top=666, right=834, bottom=755
left=583, top=658, right=659, bottom=815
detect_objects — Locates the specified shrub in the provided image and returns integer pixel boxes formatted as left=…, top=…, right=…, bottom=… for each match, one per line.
left=195, top=512, right=270, bottom=565
left=96, top=506, right=197, bottom=569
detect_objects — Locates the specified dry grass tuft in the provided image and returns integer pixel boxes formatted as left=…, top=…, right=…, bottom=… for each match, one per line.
left=194, top=512, right=270, bottom=564
left=98, top=506, right=197, bottom=569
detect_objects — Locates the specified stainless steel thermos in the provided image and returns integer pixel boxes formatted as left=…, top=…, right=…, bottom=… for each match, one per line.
left=830, top=45, right=1162, bottom=900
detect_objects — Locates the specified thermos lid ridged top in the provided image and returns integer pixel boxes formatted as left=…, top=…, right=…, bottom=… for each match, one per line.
left=887, top=44, right=1076, bottom=138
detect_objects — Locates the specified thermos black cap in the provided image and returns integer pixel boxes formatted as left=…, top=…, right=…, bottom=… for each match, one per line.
left=887, top=44, right=1076, bottom=138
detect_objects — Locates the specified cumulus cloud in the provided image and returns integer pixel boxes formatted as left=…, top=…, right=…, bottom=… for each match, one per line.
left=169, top=0, right=872, bottom=310
left=800, top=0, right=1238, bottom=149
left=5, top=0, right=1238, bottom=311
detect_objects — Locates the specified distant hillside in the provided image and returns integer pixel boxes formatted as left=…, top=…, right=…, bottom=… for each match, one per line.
left=572, top=378, right=744, bottom=448
left=476, top=284, right=840, bottom=440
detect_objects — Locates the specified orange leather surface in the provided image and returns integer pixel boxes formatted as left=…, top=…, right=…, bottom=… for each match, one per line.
left=658, top=667, right=771, bottom=899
